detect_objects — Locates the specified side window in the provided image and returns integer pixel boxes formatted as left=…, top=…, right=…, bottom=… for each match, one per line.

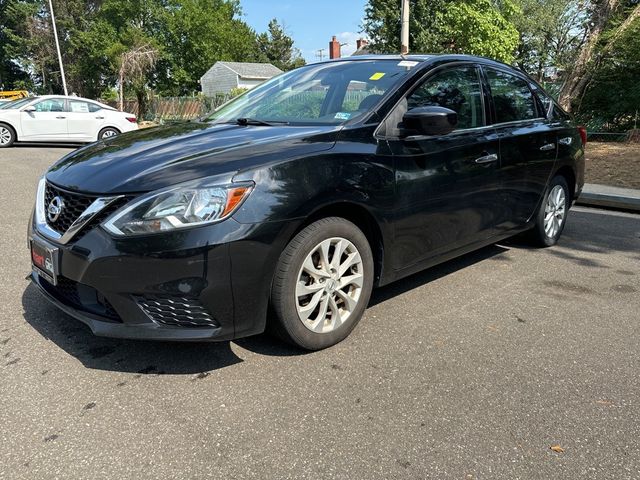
left=407, top=67, right=484, bottom=130
left=486, top=69, right=537, bottom=123
left=69, top=100, right=91, bottom=113
left=34, top=98, right=66, bottom=113
left=88, top=103, right=102, bottom=113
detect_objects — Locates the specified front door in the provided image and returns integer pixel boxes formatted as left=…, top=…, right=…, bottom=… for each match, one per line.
left=20, top=98, right=68, bottom=140
left=380, top=64, right=504, bottom=270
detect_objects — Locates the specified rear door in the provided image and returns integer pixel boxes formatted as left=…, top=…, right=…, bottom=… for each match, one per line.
left=67, top=99, right=104, bottom=141
left=380, top=64, right=505, bottom=270
left=482, top=67, right=558, bottom=228
left=20, top=98, right=68, bottom=140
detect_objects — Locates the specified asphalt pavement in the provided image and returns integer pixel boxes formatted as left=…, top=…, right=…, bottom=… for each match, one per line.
left=1, top=146, right=639, bottom=479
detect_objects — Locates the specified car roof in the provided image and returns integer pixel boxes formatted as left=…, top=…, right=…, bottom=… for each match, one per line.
left=28, top=95, right=116, bottom=110
left=318, top=54, right=519, bottom=72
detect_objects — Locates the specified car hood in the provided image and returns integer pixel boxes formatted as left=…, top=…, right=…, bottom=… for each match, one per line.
left=46, top=122, right=340, bottom=194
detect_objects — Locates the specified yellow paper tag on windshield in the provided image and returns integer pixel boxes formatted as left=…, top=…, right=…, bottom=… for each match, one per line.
left=369, top=72, right=385, bottom=81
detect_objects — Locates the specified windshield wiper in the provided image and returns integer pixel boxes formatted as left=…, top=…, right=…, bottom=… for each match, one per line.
left=236, top=117, right=289, bottom=126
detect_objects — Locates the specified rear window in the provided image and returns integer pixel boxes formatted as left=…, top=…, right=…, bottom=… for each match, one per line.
left=486, top=69, right=537, bottom=123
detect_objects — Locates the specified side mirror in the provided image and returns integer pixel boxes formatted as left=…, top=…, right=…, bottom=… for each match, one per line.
left=23, top=105, right=36, bottom=112
left=402, top=106, right=458, bottom=136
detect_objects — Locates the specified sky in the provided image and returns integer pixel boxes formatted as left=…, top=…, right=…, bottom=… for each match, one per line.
left=239, top=0, right=369, bottom=64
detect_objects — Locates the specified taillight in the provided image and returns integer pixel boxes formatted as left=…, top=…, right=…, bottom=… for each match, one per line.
left=578, top=126, right=587, bottom=146
left=126, top=116, right=137, bottom=123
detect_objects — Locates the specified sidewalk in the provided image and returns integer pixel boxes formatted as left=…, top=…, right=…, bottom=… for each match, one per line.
left=577, top=183, right=640, bottom=212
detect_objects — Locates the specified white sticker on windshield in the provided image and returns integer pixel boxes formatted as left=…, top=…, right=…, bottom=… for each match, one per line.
left=398, top=60, right=419, bottom=68
left=334, top=112, right=352, bottom=120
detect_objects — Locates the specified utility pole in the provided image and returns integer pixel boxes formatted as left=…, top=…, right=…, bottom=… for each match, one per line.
left=48, top=0, right=68, bottom=96
left=400, top=0, right=410, bottom=54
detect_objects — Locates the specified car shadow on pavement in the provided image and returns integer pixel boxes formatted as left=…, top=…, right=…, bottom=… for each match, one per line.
left=369, top=244, right=510, bottom=306
left=502, top=208, right=640, bottom=264
left=21, top=283, right=302, bottom=375
left=13, top=142, right=83, bottom=149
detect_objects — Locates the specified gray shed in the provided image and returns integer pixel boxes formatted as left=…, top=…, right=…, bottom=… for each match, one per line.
left=199, top=61, right=283, bottom=96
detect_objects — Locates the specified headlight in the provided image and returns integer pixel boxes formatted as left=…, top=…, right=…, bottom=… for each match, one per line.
left=103, top=181, right=253, bottom=236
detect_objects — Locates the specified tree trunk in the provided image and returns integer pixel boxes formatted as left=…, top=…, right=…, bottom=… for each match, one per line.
left=136, top=88, right=147, bottom=121
left=558, top=0, right=619, bottom=111
left=118, top=65, right=125, bottom=112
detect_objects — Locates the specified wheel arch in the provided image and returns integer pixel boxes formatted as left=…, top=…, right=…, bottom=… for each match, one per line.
left=0, top=121, right=18, bottom=140
left=554, top=165, right=576, bottom=203
left=290, top=202, right=386, bottom=286
left=98, top=125, right=121, bottom=140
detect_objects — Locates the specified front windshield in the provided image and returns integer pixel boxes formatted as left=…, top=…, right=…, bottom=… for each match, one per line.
left=207, top=60, right=418, bottom=126
left=0, top=97, right=37, bottom=110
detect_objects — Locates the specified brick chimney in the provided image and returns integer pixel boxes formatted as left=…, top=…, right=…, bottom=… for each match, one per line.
left=329, top=36, right=341, bottom=59
left=356, top=38, right=368, bottom=50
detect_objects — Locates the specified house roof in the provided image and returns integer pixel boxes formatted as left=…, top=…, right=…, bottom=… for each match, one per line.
left=218, top=61, right=283, bottom=79
left=352, top=45, right=372, bottom=56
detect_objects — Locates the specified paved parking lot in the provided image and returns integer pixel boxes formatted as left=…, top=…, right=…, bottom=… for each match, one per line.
left=1, top=146, right=639, bottom=479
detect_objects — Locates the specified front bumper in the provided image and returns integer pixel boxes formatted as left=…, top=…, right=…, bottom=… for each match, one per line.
left=30, top=271, right=222, bottom=340
left=28, top=216, right=294, bottom=342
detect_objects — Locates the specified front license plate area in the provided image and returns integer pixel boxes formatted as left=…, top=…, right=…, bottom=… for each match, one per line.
left=31, top=238, right=59, bottom=285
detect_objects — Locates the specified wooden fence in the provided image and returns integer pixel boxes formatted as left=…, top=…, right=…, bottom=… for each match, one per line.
left=102, top=96, right=232, bottom=122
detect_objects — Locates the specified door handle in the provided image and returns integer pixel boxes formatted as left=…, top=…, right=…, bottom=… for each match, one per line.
left=558, top=137, right=573, bottom=146
left=56, top=116, right=66, bottom=119
left=540, top=143, right=556, bottom=151
left=474, top=153, right=498, bottom=164
left=95, top=116, right=104, bottom=120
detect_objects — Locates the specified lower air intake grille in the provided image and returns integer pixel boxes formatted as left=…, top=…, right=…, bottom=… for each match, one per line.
left=39, top=275, right=121, bottom=322
left=134, top=295, right=218, bottom=328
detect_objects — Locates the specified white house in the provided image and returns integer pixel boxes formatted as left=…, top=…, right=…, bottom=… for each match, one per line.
left=199, top=61, right=283, bottom=96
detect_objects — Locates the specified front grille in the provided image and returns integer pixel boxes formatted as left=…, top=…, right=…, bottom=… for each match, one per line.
left=44, top=182, right=133, bottom=241
left=135, top=295, right=218, bottom=328
left=39, top=275, right=121, bottom=322
left=45, top=183, right=94, bottom=235
left=73, top=196, right=131, bottom=241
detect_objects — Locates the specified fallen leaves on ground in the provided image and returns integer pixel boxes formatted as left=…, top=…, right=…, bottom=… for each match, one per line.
left=550, top=445, right=565, bottom=453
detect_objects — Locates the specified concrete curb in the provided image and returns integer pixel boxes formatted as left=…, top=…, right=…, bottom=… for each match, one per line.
left=576, top=184, right=640, bottom=212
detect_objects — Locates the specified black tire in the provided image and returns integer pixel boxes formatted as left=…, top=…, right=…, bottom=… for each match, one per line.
left=271, top=217, right=374, bottom=350
left=528, top=175, right=570, bottom=247
left=98, top=127, right=120, bottom=141
left=0, top=123, right=16, bottom=148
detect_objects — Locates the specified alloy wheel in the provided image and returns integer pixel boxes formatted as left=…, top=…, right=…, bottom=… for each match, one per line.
left=295, top=237, right=364, bottom=333
left=544, top=184, right=566, bottom=238
left=102, top=130, right=118, bottom=139
left=0, top=126, right=11, bottom=145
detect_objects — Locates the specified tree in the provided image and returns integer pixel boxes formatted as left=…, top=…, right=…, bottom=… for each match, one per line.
left=439, top=0, right=520, bottom=61
left=361, top=0, right=520, bottom=62
left=159, top=0, right=261, bottom=95
left=117, top=43, right=158, bottom=112
left=573, top=3, right=640, bottom=128
left=557, top=0, right=621, bottom=110
left=1, top=0, right=56, bottom=92
left=256, top=19, right=305, bottom=71
left=513, top=0, right=589, bottom=82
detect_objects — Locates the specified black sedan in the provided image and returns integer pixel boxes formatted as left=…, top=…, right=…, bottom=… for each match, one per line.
left=28, top=55, right=585, bottom=350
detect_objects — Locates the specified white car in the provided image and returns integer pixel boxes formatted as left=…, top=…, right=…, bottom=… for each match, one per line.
left=0, top=95, right=138, bottom=147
